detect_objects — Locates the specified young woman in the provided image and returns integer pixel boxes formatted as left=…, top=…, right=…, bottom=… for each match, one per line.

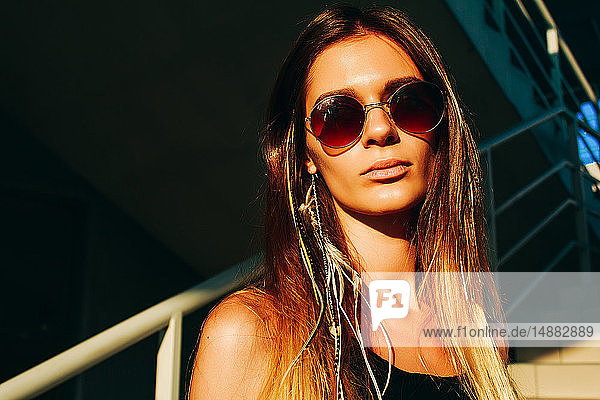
left=189, top=5, right=522, bottom=400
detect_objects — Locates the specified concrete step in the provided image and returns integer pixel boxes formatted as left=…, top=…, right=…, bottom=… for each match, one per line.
left=516, top=346, right=600, bottom=364
left=508, top=361, right=600, bottom=399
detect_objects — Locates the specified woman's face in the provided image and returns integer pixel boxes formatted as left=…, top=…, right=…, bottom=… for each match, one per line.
left=304, top=33, right=437, bottom=216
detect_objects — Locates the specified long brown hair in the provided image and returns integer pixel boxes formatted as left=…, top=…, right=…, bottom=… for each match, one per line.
left=241, top=5, right=524, bottom=400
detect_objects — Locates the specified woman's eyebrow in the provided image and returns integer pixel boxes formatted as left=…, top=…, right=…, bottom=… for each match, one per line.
left=311, top=76, right=419, bottom=107
left=312, top=88, right=359, bottom=107
left=382, top=76, right=419, bottom=97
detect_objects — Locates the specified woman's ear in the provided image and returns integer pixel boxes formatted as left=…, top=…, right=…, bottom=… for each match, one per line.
left=304, top=151, right=318, bottom=175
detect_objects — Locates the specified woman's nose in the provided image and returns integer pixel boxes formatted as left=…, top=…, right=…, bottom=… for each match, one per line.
left=360, top=106, right=400, bottom=147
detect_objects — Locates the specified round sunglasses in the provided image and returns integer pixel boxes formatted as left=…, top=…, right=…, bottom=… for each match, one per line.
left=305, top=80, right=445, bottom=148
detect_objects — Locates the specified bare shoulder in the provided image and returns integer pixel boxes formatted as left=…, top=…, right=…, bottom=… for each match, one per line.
left=188, top=288, right=277, bottom=400
left=199, top=288, right=274, bottom=339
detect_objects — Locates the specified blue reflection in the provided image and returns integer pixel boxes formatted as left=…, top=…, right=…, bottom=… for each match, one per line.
left=577, top=101, right=600, bottom=165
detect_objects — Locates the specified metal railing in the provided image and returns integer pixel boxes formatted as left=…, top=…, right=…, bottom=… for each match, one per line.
left=483, top=0, right=600, bottom=211
left=528, top=0, right=598, bottom=105
left=0, top=257, right=258, bottom=400
left=488, top=0, right=599, bottom=113
left=479, top=107, right=600, bottom=273
left=479, top=0, right=600, bottom=272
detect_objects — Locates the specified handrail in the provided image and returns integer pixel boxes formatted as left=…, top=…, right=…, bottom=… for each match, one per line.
left=485, top=1, right=554, bottom=110
left=498, top=198, right=576, bottom=266
left=495, top=159, right=572, bottom=215
left=477, top=107, right=600, bottom=154
left=0, top=256, right=259, bottom=400
left=501, top=3, right=556, bottom=100
left=531, top=0, right=598, bottom=105
left=496, top=0, right=578, bottom=110
left=514, top=0, right=598, bottom=105
left=477, top=105, right=597, bottom=272
left=478, top=107, right=564, bottom=151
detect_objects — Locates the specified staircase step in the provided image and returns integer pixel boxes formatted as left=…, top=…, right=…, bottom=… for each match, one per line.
left=516, top=343, right=600, bottom=364
left=508, top=362, right=600, bottom=399
left=537, top=364, right=600, bottom=398
left=559, top=346, right=600, bottom=364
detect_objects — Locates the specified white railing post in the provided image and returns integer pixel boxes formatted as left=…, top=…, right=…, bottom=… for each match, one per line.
left=156, top=312, right=182, bottom=400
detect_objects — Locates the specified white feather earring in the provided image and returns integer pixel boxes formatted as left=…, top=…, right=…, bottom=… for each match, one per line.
left=303, top=172, right=393, bottom=400
left=309, top=173, right=344, bottom=398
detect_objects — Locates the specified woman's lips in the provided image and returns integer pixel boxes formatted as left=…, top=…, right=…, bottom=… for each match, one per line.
left=363, top=164, right=409, bottom=181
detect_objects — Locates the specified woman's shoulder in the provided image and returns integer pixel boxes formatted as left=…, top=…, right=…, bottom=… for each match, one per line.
left=188, top=287, right=276, bottom=399
left=204, top=287, right=276, bottom=339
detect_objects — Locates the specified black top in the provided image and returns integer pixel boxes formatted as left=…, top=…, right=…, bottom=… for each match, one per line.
left=354, top=348, right=471, bottom=400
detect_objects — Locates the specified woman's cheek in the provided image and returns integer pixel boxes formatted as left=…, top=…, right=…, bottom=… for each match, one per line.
left=324, top=172, right=360, bottom=209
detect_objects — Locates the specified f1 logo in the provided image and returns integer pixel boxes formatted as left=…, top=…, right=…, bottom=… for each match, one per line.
left=369, top=280, right=411, bottom=331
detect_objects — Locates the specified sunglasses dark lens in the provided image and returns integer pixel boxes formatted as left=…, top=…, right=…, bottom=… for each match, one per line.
left=310, top=96, right=364, bottom=147
left=389, top=81, right=444, bottom=133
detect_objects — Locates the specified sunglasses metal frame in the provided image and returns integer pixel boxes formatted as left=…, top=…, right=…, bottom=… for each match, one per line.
left=304, top=80, right=445, bottom=149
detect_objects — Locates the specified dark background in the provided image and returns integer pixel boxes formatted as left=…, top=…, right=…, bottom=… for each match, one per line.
left=1, top=0, right=598, bottom=399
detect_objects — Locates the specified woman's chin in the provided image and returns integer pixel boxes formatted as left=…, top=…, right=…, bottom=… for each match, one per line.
left=363, top=196, right=423, bottom=216
left=351, top=201, right=419, bottom=217
left=333, top=192, right=425, bottom=217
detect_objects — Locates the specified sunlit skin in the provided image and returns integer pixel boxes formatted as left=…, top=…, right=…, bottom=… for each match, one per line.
left=303, top=33, right=461, bottom=376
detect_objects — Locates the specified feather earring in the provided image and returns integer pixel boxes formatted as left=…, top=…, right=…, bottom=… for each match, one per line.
left=305, top=172, right=394, bottom=400
left=309, top=173, right=344, bottom=398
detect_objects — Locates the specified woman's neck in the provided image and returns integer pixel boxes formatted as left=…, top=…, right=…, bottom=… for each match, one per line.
left=333, top=199, right=424, bottom=328
left=333, top=200, right=417, bottom=274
